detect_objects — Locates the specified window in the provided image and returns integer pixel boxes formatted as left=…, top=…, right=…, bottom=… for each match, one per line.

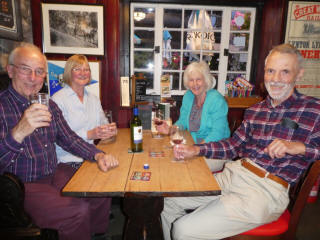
left=130, top=3, right=256, bottom=95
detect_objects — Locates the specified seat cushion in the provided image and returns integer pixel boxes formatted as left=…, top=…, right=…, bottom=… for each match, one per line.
left=241, top=210, right=290, bottom=236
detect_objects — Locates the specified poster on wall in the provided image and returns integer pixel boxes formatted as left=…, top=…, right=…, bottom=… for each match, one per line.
left=47, top=60, right=100, bottom=98
left=285, top=1, right=320, bottom=98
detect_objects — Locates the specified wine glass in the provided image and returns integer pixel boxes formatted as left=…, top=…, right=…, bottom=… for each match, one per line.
left=170, top=125, right=185, bottom=161
left=153, top=108, right=164, bottom=138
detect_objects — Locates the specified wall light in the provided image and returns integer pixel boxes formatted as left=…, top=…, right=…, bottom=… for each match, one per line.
left=134, top=12, right=146, bottom=21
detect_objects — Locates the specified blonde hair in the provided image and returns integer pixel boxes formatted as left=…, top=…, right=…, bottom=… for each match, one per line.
left=183, top=61, right=216, bottom=91
left=63, top=54, right=91, bottom=86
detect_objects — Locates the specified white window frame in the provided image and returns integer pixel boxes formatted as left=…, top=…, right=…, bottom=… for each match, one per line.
left=130, top=3, right=256, bottom=96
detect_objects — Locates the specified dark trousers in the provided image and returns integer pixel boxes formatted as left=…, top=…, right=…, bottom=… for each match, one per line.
left=24, top=163, right=111, bottom=240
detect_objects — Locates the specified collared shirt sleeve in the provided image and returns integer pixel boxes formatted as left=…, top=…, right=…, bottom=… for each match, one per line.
left=51, top=101, right=102, bottom=161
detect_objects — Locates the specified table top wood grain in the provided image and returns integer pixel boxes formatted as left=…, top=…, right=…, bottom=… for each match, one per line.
left=62, top=128, right=221, bottom=197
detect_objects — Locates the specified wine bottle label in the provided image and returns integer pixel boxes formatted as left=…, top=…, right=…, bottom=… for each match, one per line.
left=133, top=126, right=143, bottom=143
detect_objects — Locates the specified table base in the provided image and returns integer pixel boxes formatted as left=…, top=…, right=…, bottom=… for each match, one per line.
left=123, top=197, right=164, bottom=240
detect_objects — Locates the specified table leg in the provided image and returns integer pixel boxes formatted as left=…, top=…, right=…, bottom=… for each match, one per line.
left=123, top=197, right=164, bottom=240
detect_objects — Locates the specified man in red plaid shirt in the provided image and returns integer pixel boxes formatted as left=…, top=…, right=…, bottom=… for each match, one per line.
left=162, top=43, right=320, bottom=240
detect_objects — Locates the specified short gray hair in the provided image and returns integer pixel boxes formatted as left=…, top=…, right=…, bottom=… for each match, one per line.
left=265, top=43, right=304, bottom=69
left=183, top=61, right=216, bottom=91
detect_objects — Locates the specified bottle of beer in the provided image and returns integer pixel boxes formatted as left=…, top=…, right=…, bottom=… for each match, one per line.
left=130, top=106, right=143, bottom=152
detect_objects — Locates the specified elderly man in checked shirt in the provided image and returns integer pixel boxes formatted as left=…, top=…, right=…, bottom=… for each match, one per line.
left=0, top=43, right=119, bottom=240
left=161, top=43, right=320, bottom=240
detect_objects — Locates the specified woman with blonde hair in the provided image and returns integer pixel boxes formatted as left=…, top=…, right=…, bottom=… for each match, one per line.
left=52, top=54, right=117, bottom=169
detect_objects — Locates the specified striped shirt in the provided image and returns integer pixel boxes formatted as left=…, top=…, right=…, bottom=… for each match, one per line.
left=198, top=90, right=320, bottom=185
left=0, top=85, right=101, bottom=182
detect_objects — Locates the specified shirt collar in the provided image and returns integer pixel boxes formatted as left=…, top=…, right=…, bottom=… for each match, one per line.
left=64, top=84, right=88, bottom=98
left=266, top=89, right=300, bottom=109
left=8, top=84, right=30, bottom=105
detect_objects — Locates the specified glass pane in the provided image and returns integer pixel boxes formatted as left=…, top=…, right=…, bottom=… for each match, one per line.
left=163, top=9, right=182, bottom=28
left=210, top=11, right=222, bottom=30
left=163, top=30, right=181, bottom=50
left=134, top=51, right=154, bottom=69
left=134, top=30, right=154, bottom=48
left=229, top=33, right=249, bottom=51
left=213, top=32, right=221, bottom=51
left=227, top=53, right=247, bottom=71
left=212, top=73, right=218, bottom=89
left=230, top=11, right=251, bottom=31
left=134, top=8, right=155, bottom=27
left=134, top=71, right=154, bottom=89
left=203, top=53, right=220, bottom=71
left=184, top=10, right=193, bottom=29
left=163, top=51, right=180, bottom=70
left=182, top=52, right=200, bottom=69
left=161, top=72, right=180, bottom=90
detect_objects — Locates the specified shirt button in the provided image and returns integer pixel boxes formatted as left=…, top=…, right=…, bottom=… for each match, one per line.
left=11, top=160, right=14, bottom=163
left=36, top=129, right=39, bottom=132
left=20, top=148, right=24, bottom=151
left=44, top=144, right=48, bottom=147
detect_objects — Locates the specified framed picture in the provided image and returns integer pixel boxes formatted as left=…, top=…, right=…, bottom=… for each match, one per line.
left=47, top=60, right=101, bottom=99
left=41, top=3, right=104, bottom=55
left=0, top=0, right=23, bottom=40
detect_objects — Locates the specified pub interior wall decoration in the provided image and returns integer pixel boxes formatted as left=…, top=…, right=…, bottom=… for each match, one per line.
left=47, top=60, right=101, bottom=98
left=285, top=1, right=320, bottom=99
left=41, top=3, right=104, bottom=55
left=0, top=0, right=23, bottom=41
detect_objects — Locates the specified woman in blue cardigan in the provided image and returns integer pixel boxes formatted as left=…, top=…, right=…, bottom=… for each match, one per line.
left=157, top=61, right=230, bottom=170
left=157, top=61, right=230, bottom=143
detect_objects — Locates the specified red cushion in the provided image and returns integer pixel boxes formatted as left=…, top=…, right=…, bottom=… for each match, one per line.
left=241, top=210, right=291, bottom=236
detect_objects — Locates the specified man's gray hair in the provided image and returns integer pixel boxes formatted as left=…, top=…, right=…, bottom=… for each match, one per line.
left=8, top=43, right=47, bottom=66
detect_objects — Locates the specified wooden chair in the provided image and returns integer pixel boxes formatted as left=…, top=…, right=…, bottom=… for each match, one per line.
left=0, top=172, right=58, bottom=240
left=224, top=160, right=320, bottom=240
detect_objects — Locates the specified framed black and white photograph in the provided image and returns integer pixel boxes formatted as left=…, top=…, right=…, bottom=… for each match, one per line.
left=41, top=3, right=104, bottom=55
left=0, top=0, right=23, bottom=40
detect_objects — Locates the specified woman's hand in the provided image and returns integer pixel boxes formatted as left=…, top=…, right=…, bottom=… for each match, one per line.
left=155, top=120, right=170, bottom=135
left=88, top=122, right=117, bottom=140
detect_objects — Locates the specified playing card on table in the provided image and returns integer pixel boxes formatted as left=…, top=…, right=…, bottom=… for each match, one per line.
left=130, top=171, right=151, bottom=181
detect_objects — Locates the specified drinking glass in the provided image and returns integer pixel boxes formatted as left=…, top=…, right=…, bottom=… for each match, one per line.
left=153, top=108, right=164, bottom=138
left=29, top=93, right=49, bottom=106
left=101, top=110, right=116, bottom=143
left=170, top=125, right=185, bottom=161
left=104, top=110, right=113, bottom=124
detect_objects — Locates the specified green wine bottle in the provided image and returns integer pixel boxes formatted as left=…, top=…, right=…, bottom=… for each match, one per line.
left=130, top=106, right=143, bottom=152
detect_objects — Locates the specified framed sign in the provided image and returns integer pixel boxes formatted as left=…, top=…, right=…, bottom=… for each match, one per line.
left=0, top=0, right=23, bottom=40
left=41, top=3, right=104, bottom=55
left=285, top=1, right=320, bottom=98
left=47, top=60, right=101, bottom=98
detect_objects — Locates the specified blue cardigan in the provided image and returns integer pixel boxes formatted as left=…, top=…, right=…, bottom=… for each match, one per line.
left=175, top=89, right=230, bottom=143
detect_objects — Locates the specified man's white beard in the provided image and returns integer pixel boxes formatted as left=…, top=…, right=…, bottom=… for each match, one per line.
left=265, top=81, right=294, bottom=101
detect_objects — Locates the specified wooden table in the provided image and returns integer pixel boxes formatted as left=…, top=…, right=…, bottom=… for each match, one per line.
left=62, top=129, right=221, bottom=240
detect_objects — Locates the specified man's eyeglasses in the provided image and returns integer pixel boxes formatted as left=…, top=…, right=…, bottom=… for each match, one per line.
left=11, top=64, right=47, bottom=77
left=72, top=67, right=91, bottom=73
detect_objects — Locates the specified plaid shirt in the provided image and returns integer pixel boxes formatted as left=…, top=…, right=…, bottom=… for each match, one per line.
left=198, top=90, right=320, bottom=185
left=0, top=85, right=101, bottom=182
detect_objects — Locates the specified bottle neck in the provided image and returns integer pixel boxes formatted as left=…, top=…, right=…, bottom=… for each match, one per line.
left=133, top=107, right=139, bottom=116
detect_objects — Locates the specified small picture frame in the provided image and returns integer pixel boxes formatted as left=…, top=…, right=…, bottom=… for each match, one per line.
left=47, top=59, right=101, bottom=98
left=0, top=0, right=23, bottom=41
left=41, top=3, right=104, bottom=55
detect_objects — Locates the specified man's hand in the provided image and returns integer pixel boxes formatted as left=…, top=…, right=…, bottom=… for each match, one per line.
left=95, top=152, right=119, bottom=172
left=11, top=103, right=51, bottom=143
left=264, top=139, right=306, bottom=158
left=88, top=122, right=117, bottom=140
left=173, top=144, right=200, bottom=160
